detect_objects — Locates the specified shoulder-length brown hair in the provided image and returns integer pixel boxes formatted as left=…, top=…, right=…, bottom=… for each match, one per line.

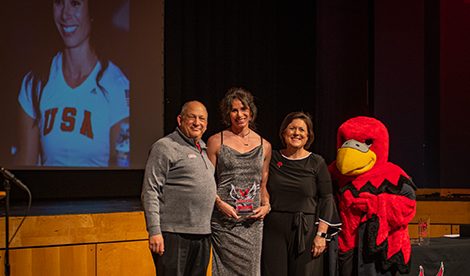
left=279, top=111, right=315, bottom=149
left=220, top=87, right=258, bottom=130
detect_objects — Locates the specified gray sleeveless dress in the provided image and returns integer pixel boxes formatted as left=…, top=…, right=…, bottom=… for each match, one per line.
left=211, top=132, right=264, bottom=276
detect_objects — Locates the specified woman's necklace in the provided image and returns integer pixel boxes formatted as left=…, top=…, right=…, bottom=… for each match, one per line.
left=231, top=129, right=250, bottom=146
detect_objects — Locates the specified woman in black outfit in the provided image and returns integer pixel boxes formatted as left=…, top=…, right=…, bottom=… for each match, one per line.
left=261, top=111, right=341, bottom=276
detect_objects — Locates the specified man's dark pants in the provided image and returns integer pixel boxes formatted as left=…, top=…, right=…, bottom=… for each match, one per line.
left=151, top=232, right=211, bottom=276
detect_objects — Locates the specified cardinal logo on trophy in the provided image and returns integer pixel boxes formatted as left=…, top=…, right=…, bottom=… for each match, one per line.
left=230, top=182, right=257, bottom=215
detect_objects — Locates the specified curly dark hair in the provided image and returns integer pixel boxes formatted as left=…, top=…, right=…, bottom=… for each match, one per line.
left=279, top=111, right=315, bottom=149
left=219, top=87, right=257, bottom=130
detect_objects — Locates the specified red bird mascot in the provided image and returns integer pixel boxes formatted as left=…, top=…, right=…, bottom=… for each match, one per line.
left=329, top=116, right=417, bottom=276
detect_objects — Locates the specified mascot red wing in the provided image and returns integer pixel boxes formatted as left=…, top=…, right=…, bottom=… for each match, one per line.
left=329, top=116, right=417, bottom=276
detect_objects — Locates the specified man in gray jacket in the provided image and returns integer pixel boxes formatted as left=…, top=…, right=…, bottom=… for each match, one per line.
left=141, top=100, right=216, bottom=276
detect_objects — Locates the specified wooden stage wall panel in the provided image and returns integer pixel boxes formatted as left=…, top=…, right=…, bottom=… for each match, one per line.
left=408, top=201, right=470, bottom=238
left=408, top=224, right=455, bottom=239
left=0, top=244, right=95, bottom=276
left=0, top=211, right=148, bottom=248
left=96, top=241, right=155, bottom=276
left=411, top=201, right=470, bottom=224
left=1, top=200, right=470, bottom=275
left=0, top=242, right=158, bottom=276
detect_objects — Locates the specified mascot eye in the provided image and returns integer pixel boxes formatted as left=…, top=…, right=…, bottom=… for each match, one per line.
left=341, top=139, right=370, bottom=153
left=365, top=139, right=373, bottom=146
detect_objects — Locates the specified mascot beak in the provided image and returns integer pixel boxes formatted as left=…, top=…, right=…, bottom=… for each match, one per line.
left=336, top=139, right=376, bottom=176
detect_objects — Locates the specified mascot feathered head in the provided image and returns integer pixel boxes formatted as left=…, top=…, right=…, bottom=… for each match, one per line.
left=335, top=116, right=389, bottom=176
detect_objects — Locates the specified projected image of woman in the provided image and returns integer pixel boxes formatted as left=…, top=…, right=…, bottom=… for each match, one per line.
left=14, top=0, right=129, bottom=167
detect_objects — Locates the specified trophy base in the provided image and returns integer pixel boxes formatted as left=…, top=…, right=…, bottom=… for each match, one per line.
left=239, top=211, right=255, bottom=217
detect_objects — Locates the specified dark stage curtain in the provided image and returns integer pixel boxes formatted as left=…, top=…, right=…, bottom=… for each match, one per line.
left=164, top=0, right=371, bottom=163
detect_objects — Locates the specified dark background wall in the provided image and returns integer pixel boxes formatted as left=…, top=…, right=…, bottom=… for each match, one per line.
left=164, top=0, right=371, bottom=163
left=374, top=1, right=427, bottom=188
left=164, top=0, right=313, bottom=153
left=163, top=0, right=429, bottom=186
left=439, top=0, right=470, bottom=189
left=5, top=0, right=469, bottom=200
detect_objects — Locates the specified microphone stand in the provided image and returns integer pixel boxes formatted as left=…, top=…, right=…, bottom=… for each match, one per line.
left=3, top=179, right=10, bottom=276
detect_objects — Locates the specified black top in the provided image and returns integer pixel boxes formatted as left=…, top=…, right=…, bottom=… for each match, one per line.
left=267, top=150, right=341, bottom=227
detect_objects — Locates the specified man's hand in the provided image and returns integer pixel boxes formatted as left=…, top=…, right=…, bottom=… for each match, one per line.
left=149, top=234, right=164, bottom=255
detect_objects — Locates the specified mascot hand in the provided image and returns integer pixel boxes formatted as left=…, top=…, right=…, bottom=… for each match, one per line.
left=360, top=193, right=379, bottom=215
left=351, top=193, right=379, bottom=219
left=351, top=198, right=368, bottom=212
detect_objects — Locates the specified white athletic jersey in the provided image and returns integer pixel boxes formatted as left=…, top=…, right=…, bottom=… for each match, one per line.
left=18, top=52, right=130, bottom=167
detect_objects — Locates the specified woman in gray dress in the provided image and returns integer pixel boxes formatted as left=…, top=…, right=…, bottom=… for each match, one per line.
left=206, top=87, right=272, bottom=276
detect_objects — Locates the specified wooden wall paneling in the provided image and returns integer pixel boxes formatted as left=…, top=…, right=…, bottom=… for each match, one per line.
left=0, top=244, right=95, bottom=276
left=1, top=201, right=468, bottom=274
left=411, top=201, right=470, bottom=225
left=408, top=200, right=470, bottom=238
left=409, top=224, right=454, bottom=239
left=96, top=240, right=155, bottom=276
left=0, top=212, right=148, bottom=248
left=408, top=224, right=418, bottom=239
left=452, top=225, right=459, bottom=234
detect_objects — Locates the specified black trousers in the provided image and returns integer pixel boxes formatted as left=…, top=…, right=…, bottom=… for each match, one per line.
left=151, top=232, right=211, bottom=276
left=262, top=212, right=323, bottom=276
